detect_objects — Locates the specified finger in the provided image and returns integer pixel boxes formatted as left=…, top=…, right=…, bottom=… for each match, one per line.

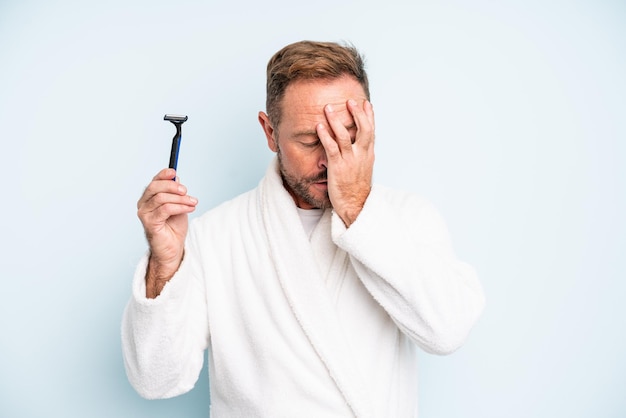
left=324, top=104, right=353, bottom=153
left=347, top=99, right=375, bottom=149
left=316, top=122, right=340, bottom=159
left=142, top=189, right=197, bottom=213
left=138, top=177, right=191, bottom=209
left=142, top=199, right=197, bottom=224
left=153, top=168, right=177, bottom=181
left=348, top=99, right=375, bottom=131
left=365, top=100, right=375, bottom=131
left=139, top=192, right=197, bottom=223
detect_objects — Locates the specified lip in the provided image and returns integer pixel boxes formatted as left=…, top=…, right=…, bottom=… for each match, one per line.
left=312, top=181, right=328, bottom=190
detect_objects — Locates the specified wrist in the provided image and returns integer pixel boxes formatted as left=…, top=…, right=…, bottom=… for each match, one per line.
left=145, top=250, right=184, bottom=298
left=336, top=186, right=371, bottom=227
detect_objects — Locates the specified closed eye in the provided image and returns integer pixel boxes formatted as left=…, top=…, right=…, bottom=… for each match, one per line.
left=292, top=129, right=321, bottom=148
left=302, top=140, right=321, bottom=148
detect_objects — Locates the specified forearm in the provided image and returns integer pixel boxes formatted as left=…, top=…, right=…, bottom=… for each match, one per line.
left=332, top=186, right=485, bottom=354
left=347, top=246, right=484, bottom=354
left=122, top=252, right=209, bottom=398
left=145, top=250, right=184, bottom=299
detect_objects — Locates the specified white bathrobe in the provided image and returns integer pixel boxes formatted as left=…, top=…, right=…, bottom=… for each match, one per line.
left=122, top=159, right=485, bottom=417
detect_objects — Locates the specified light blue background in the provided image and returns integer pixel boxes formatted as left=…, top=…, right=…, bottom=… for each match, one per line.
left=1, top=0, right=624, bottom=417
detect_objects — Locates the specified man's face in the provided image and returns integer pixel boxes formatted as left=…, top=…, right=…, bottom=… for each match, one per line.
left=259, top=76, right=368, bottom=209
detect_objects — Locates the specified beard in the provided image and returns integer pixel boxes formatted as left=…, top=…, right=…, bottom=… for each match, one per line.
left=277, top=150, right=332, bottom=209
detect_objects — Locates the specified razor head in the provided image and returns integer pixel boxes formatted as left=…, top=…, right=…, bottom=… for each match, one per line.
left=164, top=114, right=188, bottom=123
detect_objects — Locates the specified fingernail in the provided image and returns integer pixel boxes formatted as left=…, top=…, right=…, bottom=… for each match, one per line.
left=348, top=99, right=357, bottom=106
left=190, top=197, right=198, bottom=204
left=325, top=104, right=334, bottom=112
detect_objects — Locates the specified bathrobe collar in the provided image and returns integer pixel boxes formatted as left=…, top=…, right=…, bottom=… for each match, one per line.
left=259, top=158, right=372, bottom=418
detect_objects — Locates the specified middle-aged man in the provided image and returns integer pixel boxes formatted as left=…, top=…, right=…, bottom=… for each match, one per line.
left=122, top=40, right=485, bottom=417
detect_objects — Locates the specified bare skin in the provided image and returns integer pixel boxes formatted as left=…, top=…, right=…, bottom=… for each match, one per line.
left=258, top=76, right=375, bottom=226
left=136, top=169, right=198, bottom=298
left=138, top=76, right=375, bottom=298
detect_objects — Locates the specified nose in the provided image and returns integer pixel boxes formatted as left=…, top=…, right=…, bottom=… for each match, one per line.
left=317, top=147, right=328, bottom=170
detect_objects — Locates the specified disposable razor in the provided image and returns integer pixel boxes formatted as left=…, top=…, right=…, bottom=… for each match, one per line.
left=164, top=114, right=188, bottom=176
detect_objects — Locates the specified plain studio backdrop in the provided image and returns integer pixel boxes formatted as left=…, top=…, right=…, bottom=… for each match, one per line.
left=0, top=0, right=624, bottom=416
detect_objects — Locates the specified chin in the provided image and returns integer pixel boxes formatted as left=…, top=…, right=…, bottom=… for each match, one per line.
left=309, top=194, right=332, bottom=210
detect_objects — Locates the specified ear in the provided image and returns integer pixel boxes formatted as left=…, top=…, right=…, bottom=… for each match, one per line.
left=258, top=111, right=278, bottom=152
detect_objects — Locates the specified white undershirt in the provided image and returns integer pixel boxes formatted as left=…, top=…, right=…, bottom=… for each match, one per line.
left=296, top=207, right=324, bottom=240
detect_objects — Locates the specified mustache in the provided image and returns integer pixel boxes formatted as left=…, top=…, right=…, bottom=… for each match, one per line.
left=306, top=171, right=327, bottom=183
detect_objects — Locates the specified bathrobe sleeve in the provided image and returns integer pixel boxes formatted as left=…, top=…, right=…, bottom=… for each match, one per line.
left=331, top=185, right=485, bottom=355
left=121, top=222, right=210, bottom=399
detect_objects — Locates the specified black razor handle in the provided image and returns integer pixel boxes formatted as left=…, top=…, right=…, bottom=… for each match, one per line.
left=163, top=114, right=188, bottom=178
left=168, top=125, right=182, bottom=170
